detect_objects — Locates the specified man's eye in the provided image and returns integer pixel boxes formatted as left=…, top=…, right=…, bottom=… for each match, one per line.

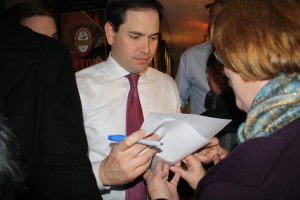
left=130, top=35, right=139, bottom=39
left=150, top=36, right=158, bottom=40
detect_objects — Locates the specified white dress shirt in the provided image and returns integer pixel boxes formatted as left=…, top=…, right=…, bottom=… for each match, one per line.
left=175, top=41, right=212, bottom=114
left=76, top=54, right=181, bottom=200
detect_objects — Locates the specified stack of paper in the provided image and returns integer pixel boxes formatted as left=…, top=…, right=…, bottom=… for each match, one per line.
left=141, top=112, right=231, bottom=165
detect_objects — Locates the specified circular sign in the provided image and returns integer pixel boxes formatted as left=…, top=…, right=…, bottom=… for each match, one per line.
left=74, top=27, right=92, bottom=56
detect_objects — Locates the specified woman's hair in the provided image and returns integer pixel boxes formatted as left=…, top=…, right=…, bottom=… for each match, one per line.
left=212, top=0, right=300, bottom=81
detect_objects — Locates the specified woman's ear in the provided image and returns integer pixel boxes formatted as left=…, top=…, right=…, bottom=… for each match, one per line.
left=105, top=22, right=114, bottom=45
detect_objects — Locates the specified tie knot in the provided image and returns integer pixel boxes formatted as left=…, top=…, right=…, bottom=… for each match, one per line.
left=125, top=73, right=140, bottom=89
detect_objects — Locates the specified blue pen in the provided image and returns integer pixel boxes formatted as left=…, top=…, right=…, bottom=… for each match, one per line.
left=108, top=135, right=163, bottom=146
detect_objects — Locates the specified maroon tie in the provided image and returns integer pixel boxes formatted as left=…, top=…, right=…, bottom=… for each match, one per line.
left=125, top=73, right=147, bottom=200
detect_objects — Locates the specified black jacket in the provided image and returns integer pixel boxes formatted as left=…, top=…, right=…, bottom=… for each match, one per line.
left=201, top=90, right=246, bottom=134
left=0, top=17, right=102, bottom=200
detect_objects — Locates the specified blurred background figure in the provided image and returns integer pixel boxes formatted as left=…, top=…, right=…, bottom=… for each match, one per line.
left=5, top=2, right=58, bottom=39
left=201, top=52, right=246, bottom=151
left=175, top=0, right=230, bottom=115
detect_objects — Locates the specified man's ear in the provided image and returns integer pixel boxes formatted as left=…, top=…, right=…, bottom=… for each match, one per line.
left=105, top=22, right=114, bottom=45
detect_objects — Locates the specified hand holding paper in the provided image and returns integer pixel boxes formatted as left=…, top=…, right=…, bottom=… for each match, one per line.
left=141, top=113, right=231, bottom=165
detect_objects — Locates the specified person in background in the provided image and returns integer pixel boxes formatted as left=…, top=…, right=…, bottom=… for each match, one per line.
left=201, top=52, right=246, bottom=151
left=145, top=0, right=300, bottom=199
left=75, top=0, right=181, bottom=199
left=5, top=2, right=58, bottom=39
left=0, top=17, right=101, bottom=200
left=175, top=0, right=230, bottom=114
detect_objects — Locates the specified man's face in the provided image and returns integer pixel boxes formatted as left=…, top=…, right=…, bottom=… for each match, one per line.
left=207, top=63, right=230, bottom=95
left=105, top=9, right=160, bottom=73
left=22, top=16, right=57, bottom=39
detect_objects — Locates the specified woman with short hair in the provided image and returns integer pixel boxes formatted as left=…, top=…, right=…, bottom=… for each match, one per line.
left=144, top=0, right=300, bottom=199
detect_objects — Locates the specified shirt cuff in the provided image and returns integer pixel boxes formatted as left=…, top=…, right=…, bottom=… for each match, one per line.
left=91, top=160, right=111, bottom=191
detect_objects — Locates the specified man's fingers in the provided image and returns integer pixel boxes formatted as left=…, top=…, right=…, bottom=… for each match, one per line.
left=117, top=129, right=147, bottom=151
left=135, top=159, right=153, bottom=176
left=145, top=133, right=161, bottom=141
left=143, top=168, right=151, bottom=180
left=128, top=147, right=157, bottom=176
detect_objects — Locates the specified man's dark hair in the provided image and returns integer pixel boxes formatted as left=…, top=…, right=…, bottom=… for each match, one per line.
left=0, top=114, right=24, bottom=199
left=205, top=0, right=230, bottom=9
left=106, top=0, right=164, bottom=32
left=5, top=2, right=57, bottom=24
left=206, top=51, right=223, bottom=71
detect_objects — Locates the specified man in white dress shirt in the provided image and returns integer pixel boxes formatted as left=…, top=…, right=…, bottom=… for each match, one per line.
left=175, top=0, right=230, bottom=114
left=76, top=0, right=181, bottom=199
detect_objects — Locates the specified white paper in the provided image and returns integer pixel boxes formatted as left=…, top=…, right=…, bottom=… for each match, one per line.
left=141, top=112, right=231, bottom=165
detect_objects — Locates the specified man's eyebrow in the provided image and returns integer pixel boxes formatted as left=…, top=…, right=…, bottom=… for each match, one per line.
left=128, top=31, right=160, bottom=37
left=128, top=31, right=144, bottom=36
left=150, top=32, right=160, bottom=37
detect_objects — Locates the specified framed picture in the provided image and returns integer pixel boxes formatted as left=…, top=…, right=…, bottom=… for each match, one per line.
left=61, top=9, right=107, bottom=72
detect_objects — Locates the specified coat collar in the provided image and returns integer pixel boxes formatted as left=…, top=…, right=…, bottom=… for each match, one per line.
left=0, top=17, right=36, bottom=98
left=0, top=17, right=37, bottom=50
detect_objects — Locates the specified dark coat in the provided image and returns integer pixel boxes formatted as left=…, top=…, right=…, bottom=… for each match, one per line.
left=201, top=90, right=246, bottom=134
left=0, top=17, right=102, bottom=200
left=194, top=117, right=300, bottom=200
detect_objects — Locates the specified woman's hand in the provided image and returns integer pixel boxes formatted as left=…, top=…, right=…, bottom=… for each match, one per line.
left=170, top=154, right=206, bottom=190
left=195, top=137, right=228, bottom=164
left=144, top=160, right=180, bottom=200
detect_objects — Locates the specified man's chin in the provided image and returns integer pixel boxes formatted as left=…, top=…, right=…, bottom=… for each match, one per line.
left=131, top=65, right=149, bottom=73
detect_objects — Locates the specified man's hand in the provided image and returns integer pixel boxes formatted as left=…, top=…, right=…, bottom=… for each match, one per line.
left=99, top=130, right=159, bottom=186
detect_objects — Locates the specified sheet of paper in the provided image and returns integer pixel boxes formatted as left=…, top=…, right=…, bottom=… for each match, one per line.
left=141, top=112, right=231, bottom=165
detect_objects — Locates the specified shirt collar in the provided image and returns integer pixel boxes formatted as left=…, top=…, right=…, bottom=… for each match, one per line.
left=106, top=52, right=149, bottom=80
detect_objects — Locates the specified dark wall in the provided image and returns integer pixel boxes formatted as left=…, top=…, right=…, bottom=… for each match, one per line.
left=0, top=1, right=4, bottom=14
left=3, top=0, right=39, bottom=10
left=44, top=0, right=107, bottom=12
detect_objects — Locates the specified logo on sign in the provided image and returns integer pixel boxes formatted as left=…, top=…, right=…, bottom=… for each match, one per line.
left=74, top=27, right=92, bottom=56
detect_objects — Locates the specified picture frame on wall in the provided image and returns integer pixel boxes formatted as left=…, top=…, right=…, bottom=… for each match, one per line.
left=61, top=9, right=107, bottom=72
left=43, top=0, right=108, bottom=72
